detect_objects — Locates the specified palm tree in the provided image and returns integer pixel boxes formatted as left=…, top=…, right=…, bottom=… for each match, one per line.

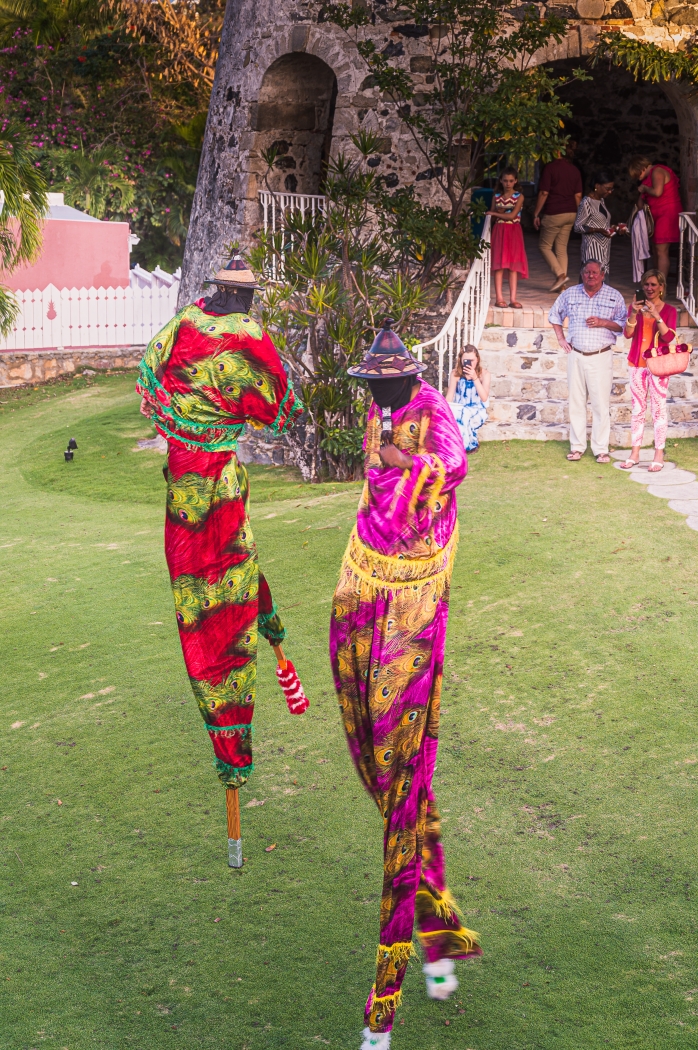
left=0, top=125, right=47, bottom=335
left=0, top=0, right=106, bottom=45
left=53, top=145, right=135, bottom=220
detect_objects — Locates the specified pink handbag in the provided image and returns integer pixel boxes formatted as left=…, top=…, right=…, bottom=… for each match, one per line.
left=643, top=331, right=691, bottom=377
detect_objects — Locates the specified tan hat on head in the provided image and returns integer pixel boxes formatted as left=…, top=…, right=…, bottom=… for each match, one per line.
left=205, top=255, right=260, bottom=289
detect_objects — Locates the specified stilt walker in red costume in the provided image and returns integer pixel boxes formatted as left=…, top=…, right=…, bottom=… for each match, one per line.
left=137, top=257, right=308, bottom=865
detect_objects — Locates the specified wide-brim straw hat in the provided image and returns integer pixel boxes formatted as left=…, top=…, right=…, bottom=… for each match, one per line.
left=204, top=255, right=260, bottom=289
left=348, top=318, right=426, bottom=378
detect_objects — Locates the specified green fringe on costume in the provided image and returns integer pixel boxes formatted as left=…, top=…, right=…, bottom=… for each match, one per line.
left=214, top=758, right=254, bottom=788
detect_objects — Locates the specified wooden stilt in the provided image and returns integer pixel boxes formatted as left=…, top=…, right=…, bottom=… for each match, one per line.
left=226, top=786, right=242, bottom=868
left=272, top=642, right=287, bottom=670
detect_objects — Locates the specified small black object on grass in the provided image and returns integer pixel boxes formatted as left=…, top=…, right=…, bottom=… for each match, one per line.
left=67, top=437, right=78, bottom=450
left=64, top=450, right=74, bottom=462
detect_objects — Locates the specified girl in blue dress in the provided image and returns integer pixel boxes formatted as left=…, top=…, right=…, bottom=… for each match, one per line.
left=446, top=344, right=491, bottom=452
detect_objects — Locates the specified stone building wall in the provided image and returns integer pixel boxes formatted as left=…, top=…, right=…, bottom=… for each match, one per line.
left=181, top=0, right=698, bottom=304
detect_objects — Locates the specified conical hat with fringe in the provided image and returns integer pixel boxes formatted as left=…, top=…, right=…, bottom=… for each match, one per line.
left=348, top=319, right=425, bottom=378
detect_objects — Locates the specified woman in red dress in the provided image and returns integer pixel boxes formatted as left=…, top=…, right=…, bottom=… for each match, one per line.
left=628, top=156, right=682, bottom=281
left=487, top=166, right=529, bottom=309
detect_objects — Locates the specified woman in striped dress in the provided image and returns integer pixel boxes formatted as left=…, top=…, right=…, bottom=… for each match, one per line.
left=574, top=172, right=617, bottom=274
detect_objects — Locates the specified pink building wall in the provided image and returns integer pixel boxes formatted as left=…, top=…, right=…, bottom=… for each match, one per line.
left=6, top=217, right=131, bottom=291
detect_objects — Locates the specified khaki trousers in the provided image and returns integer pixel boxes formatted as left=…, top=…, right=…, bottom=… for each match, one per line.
left=567, top=348, right=614, bottom=455
left=539, top=212, right=576, bottom=278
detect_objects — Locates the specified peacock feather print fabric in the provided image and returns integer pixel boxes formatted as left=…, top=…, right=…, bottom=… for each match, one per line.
left=330, top=381, right=482, bottom=1034
left=137, top=302, right=300, bottom=452
left=137, top=302, right=302, bottom=787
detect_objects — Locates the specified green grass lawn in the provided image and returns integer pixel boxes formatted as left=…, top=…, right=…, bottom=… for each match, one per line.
left=2, top=372, right=698, bottom=1050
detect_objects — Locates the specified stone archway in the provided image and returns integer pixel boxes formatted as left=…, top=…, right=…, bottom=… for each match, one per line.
left=252, top=53, right=338, bottom=196
left=548, top=57, right=683, bottom=223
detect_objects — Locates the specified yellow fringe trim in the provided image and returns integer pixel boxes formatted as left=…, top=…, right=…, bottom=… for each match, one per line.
left=404, top=454, right=447, bottom=519
left=418, top=926, right=481, bottom=948
left=387, top=467, right=411, bottom=518
left=371, top=987, right=403, bottom=1011
left=427, top=455, right=447, bottom=513
left=407, top=460, right=434, bottom=518
left=339, top=522, right=459, bottom=599
left=425, top=886, right=463, bottom=921
left=376, top=941, right=417, bottom=968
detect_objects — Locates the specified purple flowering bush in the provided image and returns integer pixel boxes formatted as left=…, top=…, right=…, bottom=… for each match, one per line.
left=0, top=21, right=207, bottom=270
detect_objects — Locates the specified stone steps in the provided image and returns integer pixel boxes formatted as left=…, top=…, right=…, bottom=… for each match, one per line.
left=475, top=323, right=698, bottom=445
left=485, top=305, right=696, bottom=330
left=479, top=325, right=698, bottom=355
left=489, top=373, right=698, bottom=402
left=479, top=419, right=698, bottom=444
left=486, top=395, right=698, bottom=427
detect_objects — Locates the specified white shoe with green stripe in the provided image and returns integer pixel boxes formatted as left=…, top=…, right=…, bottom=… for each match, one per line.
left=424, top=958, right=459, bottom=1000
left=360, top=1028, right=391, bottom=1049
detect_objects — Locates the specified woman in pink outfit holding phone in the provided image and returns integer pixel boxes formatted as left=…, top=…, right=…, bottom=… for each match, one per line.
left=619, top=268, right=677, bottom=474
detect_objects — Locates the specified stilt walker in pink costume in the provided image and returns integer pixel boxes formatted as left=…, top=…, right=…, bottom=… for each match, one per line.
left=330, top=321, right=482, bottom=1050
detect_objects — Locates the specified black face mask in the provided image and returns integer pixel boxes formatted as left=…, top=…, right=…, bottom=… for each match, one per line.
left=367, top=376, right=415, bottom=411
left=202, top=286, right=255, bottom=315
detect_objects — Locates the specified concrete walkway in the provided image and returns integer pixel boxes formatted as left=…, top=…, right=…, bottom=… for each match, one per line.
left=611, top=449, right=698, bottom=531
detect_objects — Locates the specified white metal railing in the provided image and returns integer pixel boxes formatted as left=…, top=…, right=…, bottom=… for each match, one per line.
left=0, top=268, right=181, bottom=351
left=412, top=215, right=492, bottom=392
left=678, top=212, right=698, bottom=323
left=258, top=191, right=327, bottom=281
left=259, top=191, right=327, bottom=234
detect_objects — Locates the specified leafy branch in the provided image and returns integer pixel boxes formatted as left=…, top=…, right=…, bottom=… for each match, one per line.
left=593, top=30, right=698, bottom=83
left=0, top=123, right=48, bottom=335
left=327, top=0, right=588, bottom=237
left=249, top=133, right=441, bottom=480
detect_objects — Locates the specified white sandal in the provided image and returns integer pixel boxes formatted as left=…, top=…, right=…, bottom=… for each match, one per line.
left=361, top=1028, right=391, bottom=1049
left=424, top=958, right=459, bottom=1000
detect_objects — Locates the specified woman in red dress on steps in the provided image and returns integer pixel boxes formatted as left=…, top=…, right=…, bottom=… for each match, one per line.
left=487, top=166, right=529, bottom=310
left=629, top=156, right=682, bottom=281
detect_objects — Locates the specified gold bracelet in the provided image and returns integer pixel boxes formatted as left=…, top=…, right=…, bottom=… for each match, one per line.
left=626, top=320, right=637, bottom=329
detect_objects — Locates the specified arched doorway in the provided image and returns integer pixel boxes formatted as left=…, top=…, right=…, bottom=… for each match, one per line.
left=253, top=53, right=338, bottom=195
left=549, top=58, right=682, bottom=225
left=529, top=57, right=685, bottom=292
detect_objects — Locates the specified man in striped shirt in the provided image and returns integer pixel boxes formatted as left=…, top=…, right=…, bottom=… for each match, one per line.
left=549, top=260, right=627, bottom=463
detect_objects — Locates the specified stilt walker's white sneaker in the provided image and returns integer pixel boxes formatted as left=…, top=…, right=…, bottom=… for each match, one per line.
left=424, top=958, right=459, bottom=1000
left=361, top=1027, right=391, bottom=1049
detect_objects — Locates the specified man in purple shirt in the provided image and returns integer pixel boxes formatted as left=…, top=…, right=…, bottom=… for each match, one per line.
left=533, top=141, right=583, bottom=293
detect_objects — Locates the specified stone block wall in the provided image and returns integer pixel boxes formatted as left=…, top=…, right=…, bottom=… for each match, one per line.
left=0, top=347, right=144, bottom=388
left=180, top=4, right=698, bottom=306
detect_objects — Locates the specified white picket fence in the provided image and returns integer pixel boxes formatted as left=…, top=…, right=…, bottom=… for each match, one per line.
left=0, top=266, right=181, bottom=351
left=413, top=216, right=492, bottom=393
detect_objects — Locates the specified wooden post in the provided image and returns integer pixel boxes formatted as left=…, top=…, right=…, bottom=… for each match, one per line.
left=272, top=643, right=287, bottom=669
left=226, top=787, right=242, bottom=868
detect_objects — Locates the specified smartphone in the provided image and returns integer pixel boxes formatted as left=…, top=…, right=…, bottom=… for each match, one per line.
left=635, top=287, right=646, bottom=303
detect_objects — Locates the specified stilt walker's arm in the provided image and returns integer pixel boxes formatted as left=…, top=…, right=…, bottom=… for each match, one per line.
left=226, top=787, right=242, bottom=868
